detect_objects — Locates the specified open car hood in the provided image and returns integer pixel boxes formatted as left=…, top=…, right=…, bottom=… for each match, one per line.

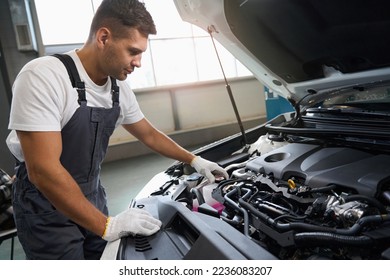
left=173, top=0, right=390, bottom=106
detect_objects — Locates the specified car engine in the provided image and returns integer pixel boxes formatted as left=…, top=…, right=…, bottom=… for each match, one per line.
left=161, top=134, right=390, bottom=260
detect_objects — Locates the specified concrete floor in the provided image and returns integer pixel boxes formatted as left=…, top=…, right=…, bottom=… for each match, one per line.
left=0, top=152, right=175, bottom=260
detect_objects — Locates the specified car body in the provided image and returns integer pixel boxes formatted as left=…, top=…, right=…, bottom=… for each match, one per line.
left=115, top=0, right=390, bottom=260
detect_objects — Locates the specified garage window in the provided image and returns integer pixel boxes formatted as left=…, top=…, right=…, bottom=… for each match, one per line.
left=34, top=0, right=251, bottom=89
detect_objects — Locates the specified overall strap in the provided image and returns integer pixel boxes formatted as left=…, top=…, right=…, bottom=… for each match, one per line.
left=110, top=77, right=119, bottom=106
left=53, top=54, right=120, bottom=106
left=52, top=53, right=86, bottom=104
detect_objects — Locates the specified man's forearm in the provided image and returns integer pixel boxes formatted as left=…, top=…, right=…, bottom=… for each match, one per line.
left=29, top=164, right=107, bottom=237
left=144, top=130, right=195, bottom=164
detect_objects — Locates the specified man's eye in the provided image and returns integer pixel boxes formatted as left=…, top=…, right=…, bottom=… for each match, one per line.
left=129, top=49, right=141, bottom=56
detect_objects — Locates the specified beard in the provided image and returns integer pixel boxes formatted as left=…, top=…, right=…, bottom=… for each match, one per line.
left=103, top=47, right=131, bottom=81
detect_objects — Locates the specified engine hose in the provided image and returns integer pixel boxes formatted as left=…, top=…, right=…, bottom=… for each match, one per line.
left=308, top=184, right=337, bottom=194
left=294, top=232, right=373, bottom=247
left=239, top=198, right=390, bottom=235
left=343, top=194, right=388, bottom=214
left=224, top=159, right=252, bottom=173
left=217, top=178, right=252, bottom=192
left=238, top=198, right=286, bottom=229
left=256, top=203, right=287, bottom=216
left=220, top=215, right=242, bottom=227
left=239, top=198, right=324, bottom=232
left=224, top=188, right=252, bottom=237
left=291, top=214, right=390, bottom=235
left=191, top=188, right=205, bottom=205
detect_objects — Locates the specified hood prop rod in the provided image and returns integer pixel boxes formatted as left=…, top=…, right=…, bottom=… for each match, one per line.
left=208, top=25, right=249, bottom=151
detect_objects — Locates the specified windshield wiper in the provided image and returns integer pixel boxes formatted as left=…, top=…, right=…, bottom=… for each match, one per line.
left=265, top=123, right=390, bottom=139
left=306, top=107, right=390, bottom=118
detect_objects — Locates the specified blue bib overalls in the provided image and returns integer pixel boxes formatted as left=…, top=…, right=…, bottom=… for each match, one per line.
left=12, top=54, right=120, bottom=259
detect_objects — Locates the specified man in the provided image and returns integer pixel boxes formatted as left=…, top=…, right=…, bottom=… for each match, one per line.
left=6, top=0, right=227, bottom=260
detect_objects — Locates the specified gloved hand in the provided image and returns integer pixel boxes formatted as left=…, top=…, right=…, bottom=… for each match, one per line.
left=102, top=208, right=162, bottom=242
left=190, top=156, right=229, bottom=183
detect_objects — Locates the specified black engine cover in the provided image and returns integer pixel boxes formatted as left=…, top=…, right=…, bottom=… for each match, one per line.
left=116, top=195, right=277, bottom=260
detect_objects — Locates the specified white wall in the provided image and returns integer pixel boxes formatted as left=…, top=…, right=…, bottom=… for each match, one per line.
left=106, top=76, right=267, bottom=161
left=109, top=76, right=265, bottom=145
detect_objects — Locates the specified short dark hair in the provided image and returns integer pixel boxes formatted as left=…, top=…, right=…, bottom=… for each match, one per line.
left=88, top=0, right=156, bottom=40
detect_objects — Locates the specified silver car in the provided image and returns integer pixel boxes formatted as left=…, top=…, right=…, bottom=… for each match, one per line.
left=113, top=0, right=390, bottom=260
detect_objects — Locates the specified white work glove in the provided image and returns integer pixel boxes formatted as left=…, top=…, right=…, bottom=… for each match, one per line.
left=102, top=208, right=162, bottom=242
left=190, top=156, right=228, bottom=183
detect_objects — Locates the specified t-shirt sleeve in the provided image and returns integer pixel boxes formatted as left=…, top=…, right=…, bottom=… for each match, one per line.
left=118, top=82, right=145, bottom=125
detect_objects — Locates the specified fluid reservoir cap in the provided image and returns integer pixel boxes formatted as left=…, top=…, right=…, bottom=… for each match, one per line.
left=288, top=179, right=296, bottom=190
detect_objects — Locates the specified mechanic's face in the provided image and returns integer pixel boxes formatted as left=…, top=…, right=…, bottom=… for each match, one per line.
left=102, top=28, right=147, bottom=81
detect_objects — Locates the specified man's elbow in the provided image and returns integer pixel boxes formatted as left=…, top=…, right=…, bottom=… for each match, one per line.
left=24, top=161, right=62, bottom=188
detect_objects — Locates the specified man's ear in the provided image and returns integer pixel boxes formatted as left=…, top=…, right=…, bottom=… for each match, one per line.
left=96, top=28, right=110, bottom=47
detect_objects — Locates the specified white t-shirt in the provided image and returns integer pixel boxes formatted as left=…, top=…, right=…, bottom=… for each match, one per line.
left=6, top=50, right=144, bottom=162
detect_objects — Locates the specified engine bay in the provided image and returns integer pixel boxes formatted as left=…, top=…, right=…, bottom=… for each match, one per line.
left=149, top=134, right=390, bottom=260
